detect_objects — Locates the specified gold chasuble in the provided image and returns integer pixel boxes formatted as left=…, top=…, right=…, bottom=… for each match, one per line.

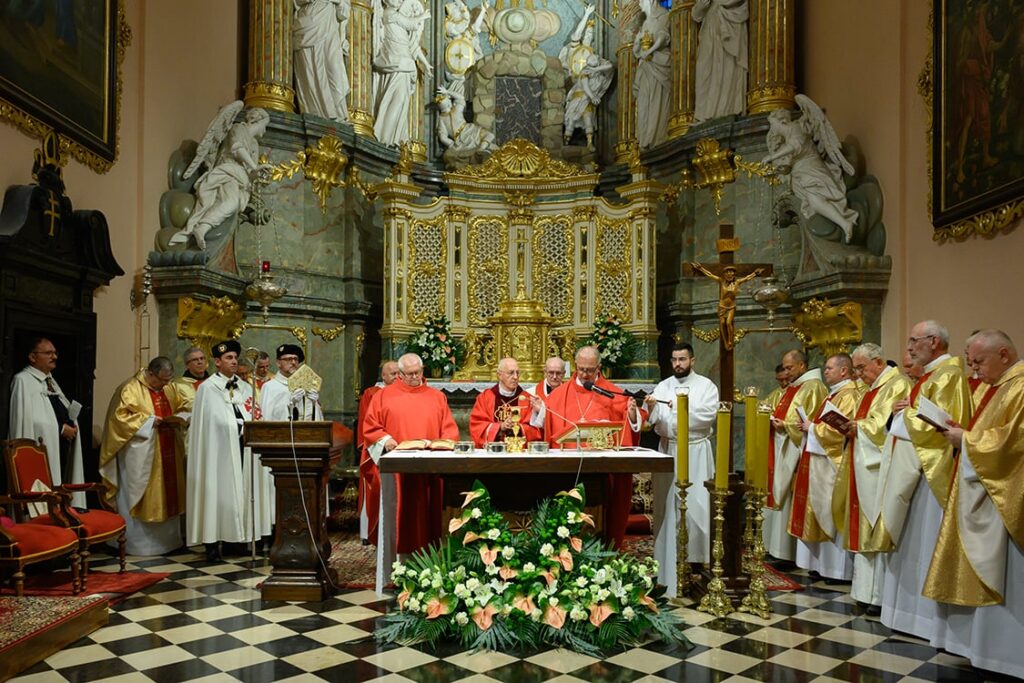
left=788, top=380, right=862, bottom=542
left=99, top=371, right=190, bottom=522
left=834, top=366, right=912, bottom=552
left=903, top=356, right=972, bottom=507
left=764, top=386, right=785, bottom=410
left=923, top=361, right=1024, bottom=606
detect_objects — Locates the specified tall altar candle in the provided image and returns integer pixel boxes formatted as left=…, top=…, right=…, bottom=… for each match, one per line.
left=744, top=391, right=758, bottom=485
left=715, top=404, right=731, bottom=490
left=676, top=388, right=689, bottom=483
left=755, top=406, right=771, bottom=490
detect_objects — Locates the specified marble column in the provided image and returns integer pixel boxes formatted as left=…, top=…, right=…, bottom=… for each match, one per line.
left=348, top=0, right=375, bottom=138
left=244, top=0, right=295, bottom=113
left=667, top=0, right=697, bottom=139
left=747, top=0, right=796, bottom=114
left=614, top=1, right=641, bottom=165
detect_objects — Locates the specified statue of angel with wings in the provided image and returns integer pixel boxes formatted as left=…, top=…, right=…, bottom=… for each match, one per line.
left=169, top=101, right=270, bottom=250
left=764, top=94, right=859, bottom=242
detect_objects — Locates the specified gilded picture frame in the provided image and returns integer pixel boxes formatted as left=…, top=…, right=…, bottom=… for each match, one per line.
left=929, top=0, right=1024, bottom=242
left=0, top=0, right=131, bottom=173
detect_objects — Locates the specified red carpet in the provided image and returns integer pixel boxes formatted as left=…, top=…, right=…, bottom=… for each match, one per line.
left=328, top=532, right=378, bottom=589
left=1, top=571, right=168, bottom=604
left=761, top=562, right=804, bottom=591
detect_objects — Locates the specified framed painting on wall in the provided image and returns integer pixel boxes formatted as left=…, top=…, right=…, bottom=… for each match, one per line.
left=0, top=0, right=130, bottom=173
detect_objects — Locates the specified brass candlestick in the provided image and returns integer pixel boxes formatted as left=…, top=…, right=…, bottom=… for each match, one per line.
left=670, top=479, right=692, bottom=604
left=741, top=490, right=754, bottom=575
left=739, top=488, right=773, bottom=619
left=698, top=488, right=735, bottom=617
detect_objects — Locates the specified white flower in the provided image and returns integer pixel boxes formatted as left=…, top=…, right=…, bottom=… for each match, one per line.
left=570, top=606, right=587, bottom=621
left=487, top=528, right=501, bottom=540
left=419, top=569, right=431, bottom=580
left=637, top=564, right=648, bottom=576
left=650, top=560, right=660, bottom=573
left=596, top=588, right=610, bottom=602
left=466, top=578, right=481, bottom=591
left=407, top=597, right=421, bottom=612
left=502, top=604, right=513, bottom=616
left=567, top=511, right=578, bottom=523
left=523, top=562, right=536, bottom=573
left=501, top=545, right=515, bottom=560
left=455, top=612, right=469, bottom=626
left=593, top=568, right=607, bottom=585
left=540, top=543, right=554, bottom=556
left=576, top=576, right=588, bottom=588
left=465, top=597, right=476, bottom=608
left=622, top=606, right=636, bottom=621
left=471, top=508, right=482, bottom=519
left=431, top=578, right=442, bottom=589
left=556, top=526, right=570, bottom=539
left=548, top=596, right=559, bottom=607
left=485, top=563, right=500, bottom=575
left=530, top=608, right=543, bottom=621
left=454, top=584, right=470, bottom=600
left=492, top=581, right=510, bottom=594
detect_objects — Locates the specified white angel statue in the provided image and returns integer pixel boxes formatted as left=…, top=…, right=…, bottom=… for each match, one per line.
left=435, top=84, right=497, bottom=154
left=560, top=4, right=614, bottom=148
left=372, top=0, right=433, bottom=147
left=293, top=0, right=351, bottom=121
left=169, top=102, right=270, bottom=250
left=633, top=0, right=671, bottom=149
left=764, top=94, right=859, bottom=242
left=444, top=0, right=489, bottom=65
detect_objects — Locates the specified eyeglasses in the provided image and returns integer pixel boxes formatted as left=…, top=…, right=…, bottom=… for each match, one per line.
left=544, top=370, right=563, bottom=376
left=576, top=366, right=599, bottom=375
left=31, top=350, right=57, bottom=356
left=279, top=356, right=300, bottom=362
left=498, top=369, right=520, bottom=376
left=908, top=334, right=935, bottom=344
left=186, top=357, right=205, bottom=363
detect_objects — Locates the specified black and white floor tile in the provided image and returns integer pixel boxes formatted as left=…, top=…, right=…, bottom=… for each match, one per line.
left=10, top=550, right=1019, bottom=683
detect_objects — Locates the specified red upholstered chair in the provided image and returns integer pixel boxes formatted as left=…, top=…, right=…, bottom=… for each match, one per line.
left=3, top=438, right=126, bottom=588
left=0, top=492, right=81, bottom=596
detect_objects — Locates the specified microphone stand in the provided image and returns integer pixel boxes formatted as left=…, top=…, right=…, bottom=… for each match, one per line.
left=537, top=400, right=587, bottom=485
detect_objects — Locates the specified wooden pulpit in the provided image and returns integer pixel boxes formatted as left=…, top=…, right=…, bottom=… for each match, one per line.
left=244, top=421, right=341, bottom=601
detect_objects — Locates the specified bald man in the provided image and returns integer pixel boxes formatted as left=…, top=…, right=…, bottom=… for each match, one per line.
left=469, top=358, right=542, bottom=447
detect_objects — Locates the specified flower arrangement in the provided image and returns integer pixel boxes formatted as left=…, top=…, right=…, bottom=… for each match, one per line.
left=376, top=482, right=688, bottom=656
left=406, top=315, right=459, bottom=376
left=583, top=314, right=639, bottom=377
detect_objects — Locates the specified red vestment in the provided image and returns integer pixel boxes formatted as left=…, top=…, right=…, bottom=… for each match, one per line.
left=357, top=385, right=383, bottom=541
left=542, top=375, right=644, bottom=548
left=362, top=381, right=460, bottom=553
left=469, top=385, right=542, bottom=447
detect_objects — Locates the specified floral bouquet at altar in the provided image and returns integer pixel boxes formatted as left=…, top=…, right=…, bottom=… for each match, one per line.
left=583, top=314, right=639, bottom=378
left=405, top=315, right=460, bottom=377
left=376, top=483, right=688, bottom=656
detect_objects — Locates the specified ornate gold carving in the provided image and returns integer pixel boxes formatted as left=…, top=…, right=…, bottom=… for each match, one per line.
left=488, top=294, right=555, bottom=383
left=312, top=325, right=346, bottom=342
left=451, top=138, right=592, bottom=181
left=453, top=330, right=493, bottom=381
left=0, top=1, right=132, bottom=173
left=691, top=326, right=748, bottom=345
left=934, top=200, right=1024, bottom=242
left=395, top=143, right=415, bottom=176
left=692, top=138, right=736, bottom=215
left=504, top=191, right=536, bottom=220
left=733, top=154, right=782, bottom=185
left=791, top=298, right=862, bottom=357
left=467, top=216, right=511, bottom=326
left=353, top=330, right=365, bottom=396
left=407, top=217, right=448, bottom=323
left=268, top=135, right=347, bottom=212
left=243, top=81, right=296, bottom=113
left=747, top=85, right=797, bottom=114
left=350, top=109, right=375, bottom=138
left=594, top=217, right=633, bottom=320
left=346, top=165, right=380, bottom=200
left=532, top=216, right=575, bottom=324
left=177, top=296, right=246, bottom=351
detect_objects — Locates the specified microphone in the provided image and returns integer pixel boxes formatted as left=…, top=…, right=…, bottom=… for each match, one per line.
left=582, top=380, right=618, bottom=399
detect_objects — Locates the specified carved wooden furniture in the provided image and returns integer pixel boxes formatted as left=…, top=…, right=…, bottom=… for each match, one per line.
left=0, top=490, right=81, bottom=596
left=3, top=439, right=126, bottom=589
left=244, top=421, right=343, bottom=602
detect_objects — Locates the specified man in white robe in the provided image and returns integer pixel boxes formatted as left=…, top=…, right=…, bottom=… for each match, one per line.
left=260, top=344, right=324, bottom=422
left=644, top=342, right=719, bottom=583
left=765, top=349, right=826, bottom=562
left=8, top=337, right=85, bottom=507
left=98, top=357, right=190, bottom=555
left=878, top=320, right=971, bottom=641
left=186, top=339, right=269, bottom=561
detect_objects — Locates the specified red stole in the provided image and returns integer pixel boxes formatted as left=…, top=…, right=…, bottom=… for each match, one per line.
left=946, top=383, right=1001, bottom=495
left=789, top=391, right=836, bottom=537
left=909, top=370, right=935, bottom=407
left=150, top=387, right=180, bottom=517
left=767, top=385, right=800, bottom=508
left=846, top=384, right=883, bottom=551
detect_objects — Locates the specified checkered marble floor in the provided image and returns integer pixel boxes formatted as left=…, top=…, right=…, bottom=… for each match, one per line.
left=10, top=550, right=1019, bottom=683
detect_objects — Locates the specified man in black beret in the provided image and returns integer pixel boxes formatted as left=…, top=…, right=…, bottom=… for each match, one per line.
left=259, top=343, right=323, bottom=422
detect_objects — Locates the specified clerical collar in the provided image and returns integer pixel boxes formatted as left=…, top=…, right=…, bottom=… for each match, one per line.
left=924, top=353, right=951, bottom=373
left=184, top=370, right=209, bottom=380
left=828, top=378, right=853, bottom=393
left=871, top=365, right=897, bottom=390
left=575, top=375, right=601, bottom=388
left=793, top=368, right=822, bottom=386
left=497, top=384, right=518, bottom=398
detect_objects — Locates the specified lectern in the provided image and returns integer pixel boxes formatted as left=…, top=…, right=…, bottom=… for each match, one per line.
left=244, top=421, right=341, bottom=601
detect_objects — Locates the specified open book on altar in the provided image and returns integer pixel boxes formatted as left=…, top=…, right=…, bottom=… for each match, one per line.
left=395, top=438, right=457, bottom=451
left=553, top=421, right=625, bottom=449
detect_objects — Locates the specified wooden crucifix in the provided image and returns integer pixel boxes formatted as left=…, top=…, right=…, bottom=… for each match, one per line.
left=683, top=222, right=773, bottom=423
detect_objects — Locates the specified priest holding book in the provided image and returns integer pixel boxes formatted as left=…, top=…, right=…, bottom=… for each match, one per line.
left=362, top=353, right=459, bottom=554
left=539, top=345, right=644, bottom=549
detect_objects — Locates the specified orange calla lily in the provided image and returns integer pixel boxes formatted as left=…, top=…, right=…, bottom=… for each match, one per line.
left=512, top=594, right=536, bottom=613
left=578, top=512, right=596, bottom=527
left=539, top=569, right=557, bottom=586
left=640, top=594, right=660, bottom=614
left=462, top=531, right=482, bottom=545
left=425, top=596, right=452, bottom=619
left=499, top=565, right=519, bottom=580
left=558, top=488, right=584, bottom=502
left=397, top=590, right=411, bottom=609
left=570, top=536, right=583, bottom=553
left=449, top=515, right=468, bottom=533
left=460, top=490, right=484, bottom=508
left=556, top=548, right=574, bottom=571
left=479, top=544, right=499, bottom=565
left=471, top=604, right=497, bottom=630
left=589, top=602, right=615, bottom=627
left=544, top=605, right=567, bottom=629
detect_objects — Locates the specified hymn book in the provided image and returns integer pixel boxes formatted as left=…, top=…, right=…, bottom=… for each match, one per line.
left=915, top=395, right=952, bottom=432
left=817, top=400, right=850, bottom=431
left=395, top=439, right=457, bottom=451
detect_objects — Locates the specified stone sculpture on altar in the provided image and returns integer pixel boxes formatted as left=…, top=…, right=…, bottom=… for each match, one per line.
left=372, top=0, right=433, bottom=148
left=444, top=0, right=489, bottom=78
left=292, top=0, right=351, bottom=122
left=764, top=94, right=859, bottom=242
left=168, top=101, right=269, bottom=250
left=435, top=84, right=498, bottom=166
left=560, top=4, right=614, bottom=149
left=693, top=0, right=748, bottom=122
left=633, top=0, right=671, bottom=149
